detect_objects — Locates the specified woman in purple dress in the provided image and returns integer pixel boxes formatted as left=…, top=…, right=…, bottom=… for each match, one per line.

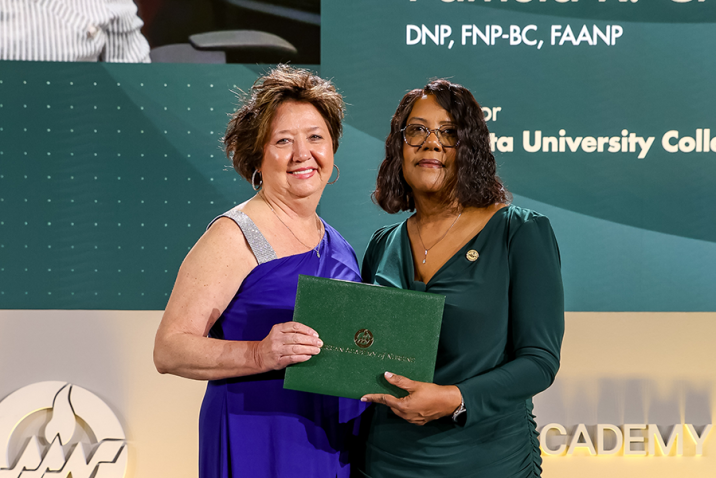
left=153, top=65, right=366, bottom=478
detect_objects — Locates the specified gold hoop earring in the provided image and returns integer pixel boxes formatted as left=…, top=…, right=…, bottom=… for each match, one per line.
left=327, top=165, right=340, bottom=185
left=251, top=170, right=262, bottom=191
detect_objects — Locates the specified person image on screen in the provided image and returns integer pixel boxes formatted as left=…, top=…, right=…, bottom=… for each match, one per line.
left=153, top=65, right=366, bottom=478
left=355, top=79, right=565, bottom=477
left=0, top=0, right=150, bottom=62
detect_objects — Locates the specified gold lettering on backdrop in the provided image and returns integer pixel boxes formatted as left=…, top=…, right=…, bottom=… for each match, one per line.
left=539, top=423, right=713, bottom=457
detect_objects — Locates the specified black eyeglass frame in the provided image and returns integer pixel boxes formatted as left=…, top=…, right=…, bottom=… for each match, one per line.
left=401, top=124, right=460, bottom=148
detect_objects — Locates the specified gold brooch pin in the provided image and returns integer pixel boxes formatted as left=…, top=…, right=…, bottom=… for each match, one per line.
left=466, top=250, right=479, bottom=262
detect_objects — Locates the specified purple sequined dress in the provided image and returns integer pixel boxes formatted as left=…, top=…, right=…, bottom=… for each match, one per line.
left=199, top=210, right=367, bottom=478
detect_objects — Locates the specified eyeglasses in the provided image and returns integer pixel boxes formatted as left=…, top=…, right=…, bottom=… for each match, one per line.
left=401, top=124, right=459, bottom=148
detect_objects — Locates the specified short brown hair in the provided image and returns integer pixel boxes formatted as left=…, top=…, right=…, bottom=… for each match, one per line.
left=224, top=65, right=345, bottom=182
left=374, top=79, right=510, bottom=213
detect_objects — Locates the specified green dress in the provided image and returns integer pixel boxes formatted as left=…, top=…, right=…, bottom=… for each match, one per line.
left=356, top=206, right=564, bottom=478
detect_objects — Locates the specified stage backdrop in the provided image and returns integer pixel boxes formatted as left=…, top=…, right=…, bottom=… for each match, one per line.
left=1, top=1, right=715, bottom=476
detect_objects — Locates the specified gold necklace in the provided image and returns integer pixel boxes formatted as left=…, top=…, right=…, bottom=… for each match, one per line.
left=415, top=210, right=462, bottom=264
left=261, top=192, right=322, bottom=258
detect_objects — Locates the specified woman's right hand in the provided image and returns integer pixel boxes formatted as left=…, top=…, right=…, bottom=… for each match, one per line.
left=254, top=321, right=323, bottom=371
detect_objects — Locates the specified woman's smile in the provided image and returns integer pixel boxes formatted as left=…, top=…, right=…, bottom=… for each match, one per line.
left=416, top=159, right=444, bottom=168
left=288, top=167, right=317, bottom=178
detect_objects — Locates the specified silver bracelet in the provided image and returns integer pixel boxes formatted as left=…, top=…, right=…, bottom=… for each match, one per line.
left=451, top=394, right=466, bottom=423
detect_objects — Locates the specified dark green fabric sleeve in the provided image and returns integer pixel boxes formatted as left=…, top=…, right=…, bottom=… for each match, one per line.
left=457, top=215, right=564, bottom=427
left=361, top=225, right=392, bottom=284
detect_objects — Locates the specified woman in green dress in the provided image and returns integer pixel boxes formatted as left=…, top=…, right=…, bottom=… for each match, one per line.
left=355, top=79, right=564, bottom=477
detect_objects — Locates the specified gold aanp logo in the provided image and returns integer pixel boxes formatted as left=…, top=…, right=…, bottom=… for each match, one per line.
left=354, top=329, right=374, bottom=348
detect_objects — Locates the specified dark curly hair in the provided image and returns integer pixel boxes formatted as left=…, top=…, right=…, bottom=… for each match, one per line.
left=224, top=64, right=345, bottom=183
left=373, top=79, right=510, bottom=213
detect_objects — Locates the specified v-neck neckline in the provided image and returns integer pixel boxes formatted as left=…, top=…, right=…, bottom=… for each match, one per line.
left=402, top=206, right=509, bottom=289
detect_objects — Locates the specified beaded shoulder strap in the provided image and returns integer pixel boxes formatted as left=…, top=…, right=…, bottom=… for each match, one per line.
left=207, top=209, right=277, bottom=265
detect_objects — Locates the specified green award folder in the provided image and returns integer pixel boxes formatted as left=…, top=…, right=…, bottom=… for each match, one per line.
left=283, top=275, right=445, bottom=399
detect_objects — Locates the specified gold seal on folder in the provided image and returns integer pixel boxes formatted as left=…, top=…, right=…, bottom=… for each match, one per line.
left=354, top=329, right=374, bottom=348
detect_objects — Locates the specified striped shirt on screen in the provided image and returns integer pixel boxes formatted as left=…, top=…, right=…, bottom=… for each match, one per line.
left=0, top=0, right=150, bottom=62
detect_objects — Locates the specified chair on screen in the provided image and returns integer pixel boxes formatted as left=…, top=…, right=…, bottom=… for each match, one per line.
left=150, top=30, right=297, bottom=64
left=211, top=0, right=319, bottom=64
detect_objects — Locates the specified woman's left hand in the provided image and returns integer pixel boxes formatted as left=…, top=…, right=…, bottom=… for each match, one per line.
left=361, top=372, right=463, bottom=426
